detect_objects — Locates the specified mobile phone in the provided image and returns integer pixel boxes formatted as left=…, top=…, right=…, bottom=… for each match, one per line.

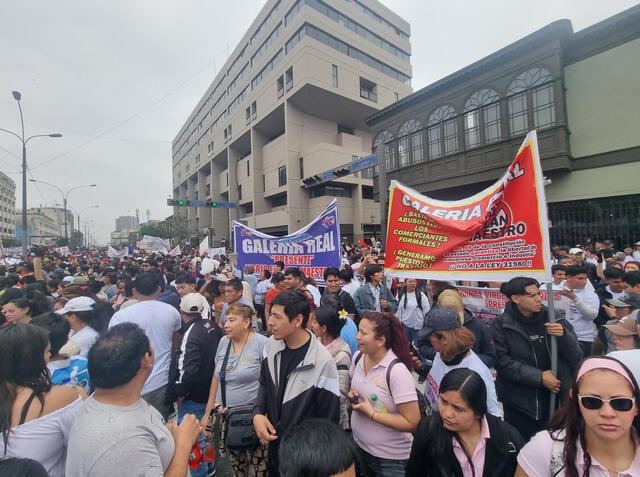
left=340, top=390, right=361, bottom=404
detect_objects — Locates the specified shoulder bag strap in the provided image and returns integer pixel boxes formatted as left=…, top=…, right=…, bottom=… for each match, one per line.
left=385, top=359, right=401, bottom=399
left=220, top=339, right=233, bottom=408
left=18, top=391, right=40, bottom=426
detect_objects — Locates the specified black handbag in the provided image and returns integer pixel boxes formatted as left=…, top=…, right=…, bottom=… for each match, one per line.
left=220, top=340, right=259, bottom=451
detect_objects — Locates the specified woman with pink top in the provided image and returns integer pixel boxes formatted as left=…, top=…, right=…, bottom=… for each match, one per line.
left=516, top=356, right=640, bottom=477
left=348, top=311, right=419, bottom=477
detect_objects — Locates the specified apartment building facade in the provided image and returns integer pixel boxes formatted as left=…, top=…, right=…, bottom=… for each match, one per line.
left=0, top=171, right=16, bottom=242
left=172, top=0, right=412, bottom=243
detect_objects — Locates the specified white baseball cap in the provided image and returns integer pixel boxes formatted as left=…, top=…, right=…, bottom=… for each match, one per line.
left=57, top=296, right=95, bottom=315
left=180, top=293, right=205, bottom=314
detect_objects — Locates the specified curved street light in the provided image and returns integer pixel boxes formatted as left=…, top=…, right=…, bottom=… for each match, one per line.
left=30, top=179, right=96, bottom=241
left=0, top=91, right=63, bottom=253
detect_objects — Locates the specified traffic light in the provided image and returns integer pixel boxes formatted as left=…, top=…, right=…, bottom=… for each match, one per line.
left=302, top=175, right=322, bottom=186
left=205, top=200, right=218, bottom=207
left=333, top=167, right=350, bottom=177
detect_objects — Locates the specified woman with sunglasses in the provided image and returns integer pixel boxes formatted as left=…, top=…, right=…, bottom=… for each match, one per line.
left=408, top=368, right=523, bottom=477
left=516, top=356, right=640, bottom=476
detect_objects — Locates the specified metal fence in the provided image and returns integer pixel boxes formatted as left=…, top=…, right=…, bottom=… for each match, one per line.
left=548, top=194, right=640, bottom=247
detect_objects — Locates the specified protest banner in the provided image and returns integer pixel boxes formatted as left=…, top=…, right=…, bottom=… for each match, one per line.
left=208, top=247, right=225, bottom=257
left=385, top=130, right=551, bottom=282
left=199, top=236, right=209, bottom=256
left=233, top=199, right=341, bottom=286
left=168, top=245, right=182, bottom=257
left=107, top=246, right=128, bottom=259
left=457, top=285, right=571, bottom=323
left=136, top=235, right=170, bottom=251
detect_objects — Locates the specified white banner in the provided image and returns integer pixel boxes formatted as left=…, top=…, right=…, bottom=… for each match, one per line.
left=199, top=236, right=209, bottom=256
left=136, top=235, right=170, bottom=251
left=107, top=246, right=128, bottom=258
left=457, top=285, right=572, bottom=322
left=169, top=245, right=182, bottom=256
left=208, top=247, right=225, bottom=257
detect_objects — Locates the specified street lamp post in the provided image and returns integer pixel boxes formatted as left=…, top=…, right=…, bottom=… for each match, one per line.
left=58, top=204, right=99, bottom=248
left=30, top=179, right=96, bottom=243
left=0, top=91, right=62, bottom=254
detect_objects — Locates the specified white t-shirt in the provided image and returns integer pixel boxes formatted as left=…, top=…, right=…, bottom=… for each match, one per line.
left=69, top=326, right=99, bottom=356
left=342, top=280, right=361, bottom=298
left=109, top=300, right=181, bottom=394
left=425, top=350, right=501, bottom=417
left=306, top=283, right=321, bottom=307
left=4, top=397, right=83, bottom=477
left=396, top=291, right=429, bottom=330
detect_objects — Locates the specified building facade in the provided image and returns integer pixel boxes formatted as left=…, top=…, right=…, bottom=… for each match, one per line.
left=115, top=215, right=139, bottom=232
left=172, top=0, right=412, bottom=243
left=0, top=171, right=16, bottom=242
left=15, top=208, right=60, bottom=245
left=36, top=207, right=74, bottom=238
left=367, top=5, right=640, bottom=247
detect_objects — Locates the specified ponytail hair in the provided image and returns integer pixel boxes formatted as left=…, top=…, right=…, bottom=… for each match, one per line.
left=361, top=311, right=413, bottom=370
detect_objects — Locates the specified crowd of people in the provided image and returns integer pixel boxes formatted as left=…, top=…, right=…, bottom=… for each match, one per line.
left=0, top=238, right=639, bottom=477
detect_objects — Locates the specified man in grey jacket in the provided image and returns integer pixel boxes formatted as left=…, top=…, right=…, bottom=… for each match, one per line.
left=353, top=264, right=398, bottom=318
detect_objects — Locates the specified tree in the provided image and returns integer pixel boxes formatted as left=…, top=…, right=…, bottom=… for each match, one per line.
left=69, top=230, right=84, bottom=249
left=138, top=215, right=189, bottom=243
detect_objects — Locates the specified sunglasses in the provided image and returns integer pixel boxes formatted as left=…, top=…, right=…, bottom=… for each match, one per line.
left=578, top=394, right=635, bottom=412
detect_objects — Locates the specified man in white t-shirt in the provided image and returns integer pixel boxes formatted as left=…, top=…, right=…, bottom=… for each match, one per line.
left=109, top=271, right=181, bottom=419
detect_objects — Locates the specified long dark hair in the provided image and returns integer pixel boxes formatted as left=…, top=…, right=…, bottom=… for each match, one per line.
left=0, top=324, right=52, bottom=451
left=548, top=356, right=640, bottom=477
left=361, top=311, right=413, bottom=370
left=423, top=369, right=487, bottom=477
left=314, top=304, right=346, bottom=340
left=72, top=301, right=113, bottom=333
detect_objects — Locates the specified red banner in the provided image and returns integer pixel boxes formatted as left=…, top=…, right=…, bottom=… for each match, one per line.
left=385, top=131, right=552, bottom=282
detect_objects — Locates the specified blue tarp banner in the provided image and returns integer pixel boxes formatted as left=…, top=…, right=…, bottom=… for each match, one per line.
left=233, top=200, right=341, bottom=286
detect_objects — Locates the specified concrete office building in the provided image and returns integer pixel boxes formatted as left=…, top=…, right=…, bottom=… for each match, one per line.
left=172, top=0, right=412, bottom=243
left=0, top=171, right=16, bottom=242
left=115, top=215, right=139, bottom=232
left=15, top=208, right=59, bottom=245
left=367, top=5, right=640, bottom=247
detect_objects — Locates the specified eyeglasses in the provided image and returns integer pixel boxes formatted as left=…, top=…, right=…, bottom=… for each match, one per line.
left=578, top=394, right=635, bottom=412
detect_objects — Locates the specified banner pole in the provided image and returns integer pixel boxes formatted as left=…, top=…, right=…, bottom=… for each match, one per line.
left=547, top=281, right=558, bottom=416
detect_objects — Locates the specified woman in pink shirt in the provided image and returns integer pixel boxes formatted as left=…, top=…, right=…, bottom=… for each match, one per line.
left=516, top=356, right=640, bottom=477
left=408, top=368, right=523, bottom=476
left=348, top=311, right=419, bottom=477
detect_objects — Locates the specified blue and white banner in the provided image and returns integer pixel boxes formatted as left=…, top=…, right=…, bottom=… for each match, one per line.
left=233, top=200, right=341, bottom=286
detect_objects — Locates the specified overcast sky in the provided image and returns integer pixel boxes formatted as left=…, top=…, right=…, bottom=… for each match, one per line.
left=1, top=0, right=637, bottom=244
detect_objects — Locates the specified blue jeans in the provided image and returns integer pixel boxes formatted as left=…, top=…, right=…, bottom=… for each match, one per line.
left=178, top=400, right=214, bottom=477
left=402, top=324, right=419, bottom=345
left=357, top=447, right=407, bottom=477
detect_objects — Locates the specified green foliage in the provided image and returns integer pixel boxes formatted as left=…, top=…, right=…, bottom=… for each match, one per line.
left=138, top=215, right=189, bottom=242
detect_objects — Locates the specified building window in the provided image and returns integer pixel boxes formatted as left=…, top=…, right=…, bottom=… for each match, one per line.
left=463, top=89, right=500, bottom=148
left=247, top=160, right=251, bottom=177
left=246, top=106, right=251, bottom=125
left=394, top=92, right=399, bottom=102
left=372, top=130, right=395, bottom=172
left=427, top=105, right=457, bottom=159
left=310, top=184, right=352, bottom=198
left=397, top=119, right=423, bottom=167
left=262, top=174, right=266, bottom=191
left=285, top=67, right=293, bottom=91
left=277, top=76, right=284, bottom=97
left=278, top=165, right=287, bottom=186
left=362, top=185, right=374, bottom=200
left=337, top=124, right=354, bottom=135
left=332, top=64, right=338, bottom=87
left=299, top=157, right=304, bottom=179
left=238, top=185, right=242, bottom=201
left=360, top=77, right=377, bottom=102
left=270, top=193, right=287, bottom=207
left=244, top=202, right=253, bottom=214
left=507, top=67, right=555, bottom=134
left=251, top=101, right=257, bottom=120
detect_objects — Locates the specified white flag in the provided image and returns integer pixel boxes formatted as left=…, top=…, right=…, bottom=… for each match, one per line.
left=199, top=236, right=209, bottom=256
left=169, top=245, right=182, bottom=256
